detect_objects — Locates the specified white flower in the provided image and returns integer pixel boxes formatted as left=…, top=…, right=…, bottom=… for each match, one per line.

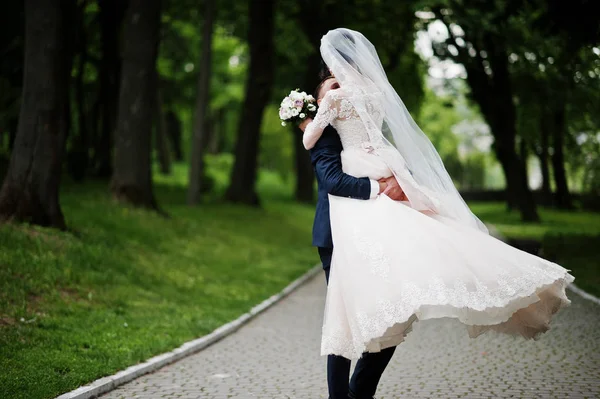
left=299, top=113, right=306, bottom=118
left=282, top=98, right=293, bottom=108
left=307, top=95, right=315, bottom=102
left=281, top=121, right=286, bottom=126
left=307, top=104, right=316, bottom=111
left=291, top=108, right=299, bottom=116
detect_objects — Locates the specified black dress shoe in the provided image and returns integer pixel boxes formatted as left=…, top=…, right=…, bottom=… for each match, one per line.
left=348, top=390, right=375, bottom=399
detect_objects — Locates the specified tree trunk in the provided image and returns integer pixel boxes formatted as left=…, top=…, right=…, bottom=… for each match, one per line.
left=292, top=128, right=315, bottom=203
left=550, top=100, right=573, bottom=209
left=110, top=0, right=162, bottom=210
left=537, top=111, right=552, bottom=202
left=165, top=110, right=183, bottom=160
left=188, top=0, right=215, bottom=205
left=207, top=108, right=224, bottom=154
left=225, top=0, right=275, bottom=205
left=96, top=0, right=125, bottom=178
left=519, top=136, right=529, bottom=191
left=68, top=3, right=89, bottom=182
left=155, top=86, right=171, bottom=175
left=8, top=118, right=18, bottom=150
left=494, top=146, right=538, bottom=220
left=293, top=1, right=342, bottom=203
left=291, top=52, right=319, bottom=203
left=0, top=0, right=72, bottom=229
left=462, top=36, right=539, bottom=221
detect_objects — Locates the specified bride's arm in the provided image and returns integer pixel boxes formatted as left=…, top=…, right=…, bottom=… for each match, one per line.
left=302, top=90, right=340, bottom=150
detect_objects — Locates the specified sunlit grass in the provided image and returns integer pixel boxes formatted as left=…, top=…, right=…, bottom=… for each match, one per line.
left=0, top=166, right=315, bottom=399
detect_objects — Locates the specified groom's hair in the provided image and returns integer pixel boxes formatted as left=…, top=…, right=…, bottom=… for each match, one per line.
left=318, top=57, right=331, bottom=81
left=314, top=76, right=335, bottom=99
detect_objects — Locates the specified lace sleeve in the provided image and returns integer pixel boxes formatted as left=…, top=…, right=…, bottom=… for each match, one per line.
left=302, top=90, right=340, bottom=150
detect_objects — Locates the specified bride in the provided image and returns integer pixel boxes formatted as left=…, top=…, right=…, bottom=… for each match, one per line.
left=301, top=28, right=574, bottom=360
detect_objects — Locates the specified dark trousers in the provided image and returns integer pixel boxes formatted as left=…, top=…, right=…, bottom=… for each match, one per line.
left=318, top=247, right=396, bottom=399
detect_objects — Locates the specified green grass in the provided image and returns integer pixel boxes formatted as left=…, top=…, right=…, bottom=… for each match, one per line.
left=469, top=202, right=600, bottom=240
left=542, top=234, right=600, bottom=298
left=470, top=202, right=600, bottom=297
left=0, top=165, right=315, bottom=399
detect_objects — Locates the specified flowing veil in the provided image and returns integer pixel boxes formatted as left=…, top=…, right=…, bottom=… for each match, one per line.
left=320, top=28, right=488, bottom=233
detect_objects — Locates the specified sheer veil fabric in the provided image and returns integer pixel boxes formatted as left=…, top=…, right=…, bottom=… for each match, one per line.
left=320, top=28, right=488, bottom=233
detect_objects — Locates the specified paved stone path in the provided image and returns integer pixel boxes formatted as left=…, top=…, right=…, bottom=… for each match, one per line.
left=102, top=274, right=600, bottom=399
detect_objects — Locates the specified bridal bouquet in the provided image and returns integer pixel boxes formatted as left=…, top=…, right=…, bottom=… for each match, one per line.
left=279, top=89, right=317, bottom=126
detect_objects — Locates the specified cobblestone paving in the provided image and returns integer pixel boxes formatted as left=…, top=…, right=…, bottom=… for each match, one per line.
left=102, top=274, right=600, bottom=399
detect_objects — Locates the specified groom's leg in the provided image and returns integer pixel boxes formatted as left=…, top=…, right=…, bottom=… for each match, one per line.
left=328, top=355, right=351, bottom=399
left=319, top=247, right=351, bottom=399
left=349, top=346, right=396, bottom=398
left=318, top=247, right=333, bottom=284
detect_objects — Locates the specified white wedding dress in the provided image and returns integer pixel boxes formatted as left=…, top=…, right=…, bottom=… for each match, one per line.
left=306, top=86, right=575, bottom=360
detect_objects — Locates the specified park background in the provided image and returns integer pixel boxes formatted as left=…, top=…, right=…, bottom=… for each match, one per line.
left=0, top=1, right=599, bottom=398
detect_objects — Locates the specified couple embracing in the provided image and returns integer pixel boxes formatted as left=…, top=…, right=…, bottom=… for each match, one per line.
left=298, top=28, right=574, bottom=399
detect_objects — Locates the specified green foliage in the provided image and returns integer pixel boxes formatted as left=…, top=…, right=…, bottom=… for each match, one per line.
left=0, top=180, right=315, bottom=399
left=418, top=88, right=460, bottom=159
left=417, top=86, right=498, bottom=189
left=260, top=105, right=294, bottom=183
left=419, top=0, right=600, bottom=195
left=158, top=9, right=248, bottom=158
left=461, top=152, right=487, bottom=190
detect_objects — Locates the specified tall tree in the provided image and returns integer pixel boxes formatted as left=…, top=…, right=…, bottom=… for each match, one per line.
left=292, top=1, right=342, bottom=203
left=188, top=0, right=216, bottom=205
left=155, top=85, right=171, bottom=175
left=0, top=2, right=25, bottom=157
left=536, top=111, right=552, bottom=200
left=110, top=0, right=162, bottom=209
left=225, top=0, right=275, bottom=205
left=548, top=89, right=573, bottom=209
left=166, top=110, right=183, bottom=160
left=95, top=0, right=125, bottom=178
left=426, top=2, right=540, bottom=221
left=0, top=0, right=73, bottom=229
left=67, top=0, right=90, bottom=182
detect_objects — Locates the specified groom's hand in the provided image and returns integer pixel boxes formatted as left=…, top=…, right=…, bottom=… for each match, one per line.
left=299, top=118, right=313, bottom=132
left=378, top=180, right=388, bottom=194
left=379, top=176, right=406, bottom=201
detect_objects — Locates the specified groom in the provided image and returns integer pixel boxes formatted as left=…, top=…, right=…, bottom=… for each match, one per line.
left=299, top=80, right=404, bottom=399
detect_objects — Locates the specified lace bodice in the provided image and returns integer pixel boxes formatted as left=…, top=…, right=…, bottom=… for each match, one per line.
left=303, top=83, right=444, bottom=213
left=303, top=85, right=386, bottom=151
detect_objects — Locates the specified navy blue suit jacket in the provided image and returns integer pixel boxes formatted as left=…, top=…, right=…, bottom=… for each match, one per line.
left=309, top=125, right=372, bottom=248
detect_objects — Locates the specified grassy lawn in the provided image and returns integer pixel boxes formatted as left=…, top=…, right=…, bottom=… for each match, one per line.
left=470, top=202, right=600, bottom=297
left=469, top=202, right=600, bottom=240
left=0, top=165, right=316, bottom=399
